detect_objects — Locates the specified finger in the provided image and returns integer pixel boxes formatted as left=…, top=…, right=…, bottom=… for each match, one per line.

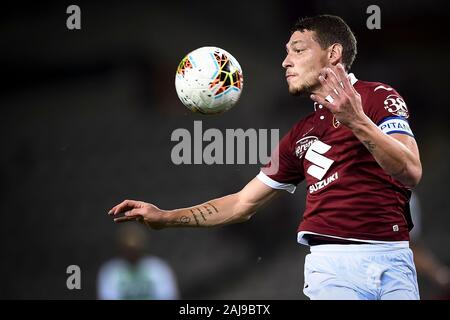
left=114, top=215, right=142, bottom=223
left=325, top=68, right=344, bottom=95
left=310, top=94, right=336, bottom=113
left=125, top=208, right=144, bottom=217
left=108, top=200, right=129, bottom=215
left=108, top=199, right=142, bottom=215
left=335, top=63, right=352, bottom=92
left=318, top=74, right=339, bottom=100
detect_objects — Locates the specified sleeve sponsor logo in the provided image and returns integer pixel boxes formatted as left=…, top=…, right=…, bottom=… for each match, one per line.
left=378, top=117, right=414, bottom=137
left=383, top=94, right=409, bottom=118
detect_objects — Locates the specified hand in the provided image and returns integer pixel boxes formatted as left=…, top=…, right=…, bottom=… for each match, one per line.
left=310, top=63, right=367, bottom=129
left=108, top=199, right=166, bottom=229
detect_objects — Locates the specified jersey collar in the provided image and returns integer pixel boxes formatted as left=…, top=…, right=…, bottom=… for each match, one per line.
left=348, top=73, right=357, bottom=85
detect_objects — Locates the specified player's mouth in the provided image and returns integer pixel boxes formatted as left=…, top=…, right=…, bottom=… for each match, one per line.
left=286, top=74, right=297, bottom=81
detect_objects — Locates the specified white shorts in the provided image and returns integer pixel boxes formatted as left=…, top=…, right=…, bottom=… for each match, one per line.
left=303, top=243, right=420, bottom=300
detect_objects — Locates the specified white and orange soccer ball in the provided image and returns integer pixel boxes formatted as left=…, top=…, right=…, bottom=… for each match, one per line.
left=175, top=46, right=244, bottom=114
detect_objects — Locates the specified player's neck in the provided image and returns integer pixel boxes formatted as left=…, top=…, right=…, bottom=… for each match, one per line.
left=311, top=85, right=328, bottom=98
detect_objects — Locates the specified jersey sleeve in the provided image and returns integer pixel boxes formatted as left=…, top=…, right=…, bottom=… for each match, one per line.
left=257, top=127, right=305, bottom=193
left=366, top=84, right=414, bottom=138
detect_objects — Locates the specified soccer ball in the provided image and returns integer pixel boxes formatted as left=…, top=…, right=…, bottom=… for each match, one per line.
left=175, top=46, right=244, bottom=114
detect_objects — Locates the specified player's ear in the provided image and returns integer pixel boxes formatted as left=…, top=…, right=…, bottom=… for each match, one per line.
left=328, top=43, right=343, bottom=66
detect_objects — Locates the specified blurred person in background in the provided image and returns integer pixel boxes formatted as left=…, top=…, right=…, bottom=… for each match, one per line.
left=97, top=224, right=179, bottom=300
left=409, top=192, right=450, bottom=299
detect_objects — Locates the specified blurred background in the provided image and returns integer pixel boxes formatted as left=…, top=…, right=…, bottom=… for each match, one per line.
left=1, top=0, right=449, bottom=299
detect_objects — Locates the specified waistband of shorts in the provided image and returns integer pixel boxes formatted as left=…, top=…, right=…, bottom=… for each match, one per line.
left=310, top=241, right=410, bottom=254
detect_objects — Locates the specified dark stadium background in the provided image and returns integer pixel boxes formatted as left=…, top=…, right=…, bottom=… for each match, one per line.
left=1, top=0, right=449, bottom=299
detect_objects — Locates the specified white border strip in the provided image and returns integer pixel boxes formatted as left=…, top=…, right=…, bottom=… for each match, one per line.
left=297, top=231, right=409, bottom=248
left=257, top=171, right=296, bottom=194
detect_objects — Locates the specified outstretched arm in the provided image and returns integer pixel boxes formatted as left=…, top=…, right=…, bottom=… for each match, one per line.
left=108, top=177, right=280, bottom=229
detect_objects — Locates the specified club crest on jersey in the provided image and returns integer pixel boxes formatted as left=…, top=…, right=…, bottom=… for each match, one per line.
left=332, top=116, right=340, bottom=128
left=384, top=94, right=409, bottom=118
left=295, top=136, right=318, bottom=159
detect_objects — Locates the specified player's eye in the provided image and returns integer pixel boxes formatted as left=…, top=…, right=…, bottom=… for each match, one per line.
left=294, top=48, right=304, bottom=54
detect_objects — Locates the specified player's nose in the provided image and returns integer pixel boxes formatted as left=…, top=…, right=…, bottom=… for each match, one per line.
left=282, top=55, right=292, bottom=69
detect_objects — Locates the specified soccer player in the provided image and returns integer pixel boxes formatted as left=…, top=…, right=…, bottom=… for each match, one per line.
left=109, top=15, right=422, bottom=300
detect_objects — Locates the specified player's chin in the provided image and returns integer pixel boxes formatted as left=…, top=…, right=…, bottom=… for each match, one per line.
left=288, top=84, right=307, bottom=96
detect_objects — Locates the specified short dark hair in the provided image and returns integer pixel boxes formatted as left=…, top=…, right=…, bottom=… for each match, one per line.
left=292, top=15, right=357, bottom=71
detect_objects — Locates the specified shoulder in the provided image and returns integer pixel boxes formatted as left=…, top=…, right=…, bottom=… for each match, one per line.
left=355, top=79, right=401, bottom=97
left=100, top=258, right=127, bottom=269
left=98, top=258, right=127, bottom=276
left=287, top=112, right=315, bottom=138
left=355, top=79, right=410, bottom=119
left=140, top=256, right=172, bottom=271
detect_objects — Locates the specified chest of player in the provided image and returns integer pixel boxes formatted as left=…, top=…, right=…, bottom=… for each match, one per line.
left=293, top=108, right=365, bottom=185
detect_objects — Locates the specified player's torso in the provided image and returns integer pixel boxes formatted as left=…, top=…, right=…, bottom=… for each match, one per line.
left=290, top=83, right=411, bottom=241
left=294, top=104, right=377, bottom=195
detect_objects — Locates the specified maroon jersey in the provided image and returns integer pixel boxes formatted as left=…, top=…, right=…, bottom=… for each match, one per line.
left=258, top=74, right=415, bottom=245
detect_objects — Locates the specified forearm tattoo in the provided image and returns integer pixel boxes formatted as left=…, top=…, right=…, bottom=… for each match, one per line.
left=203, top=205, right=213, bottom=215
left=184, top=203, right=219, bottom=226
left=206, top=202, right=219, bottom=213
left=179, top=216, right=191, bottom=224
left=190, top=209, right=200, bottom=226
left=363, top=140, right=376, bottom=153
left=196, top=207, right=207, bottom=221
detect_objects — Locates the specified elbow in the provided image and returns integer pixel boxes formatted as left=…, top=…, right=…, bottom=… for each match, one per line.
left=409, top=168, right=422, bottom=188
left=236, top=210, right=256, bottom=223
left=391, top=162, right=422, bottom=188
left=403, top=164, right=422, bottom=188
left=234, top=192, right=258, bottom=223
